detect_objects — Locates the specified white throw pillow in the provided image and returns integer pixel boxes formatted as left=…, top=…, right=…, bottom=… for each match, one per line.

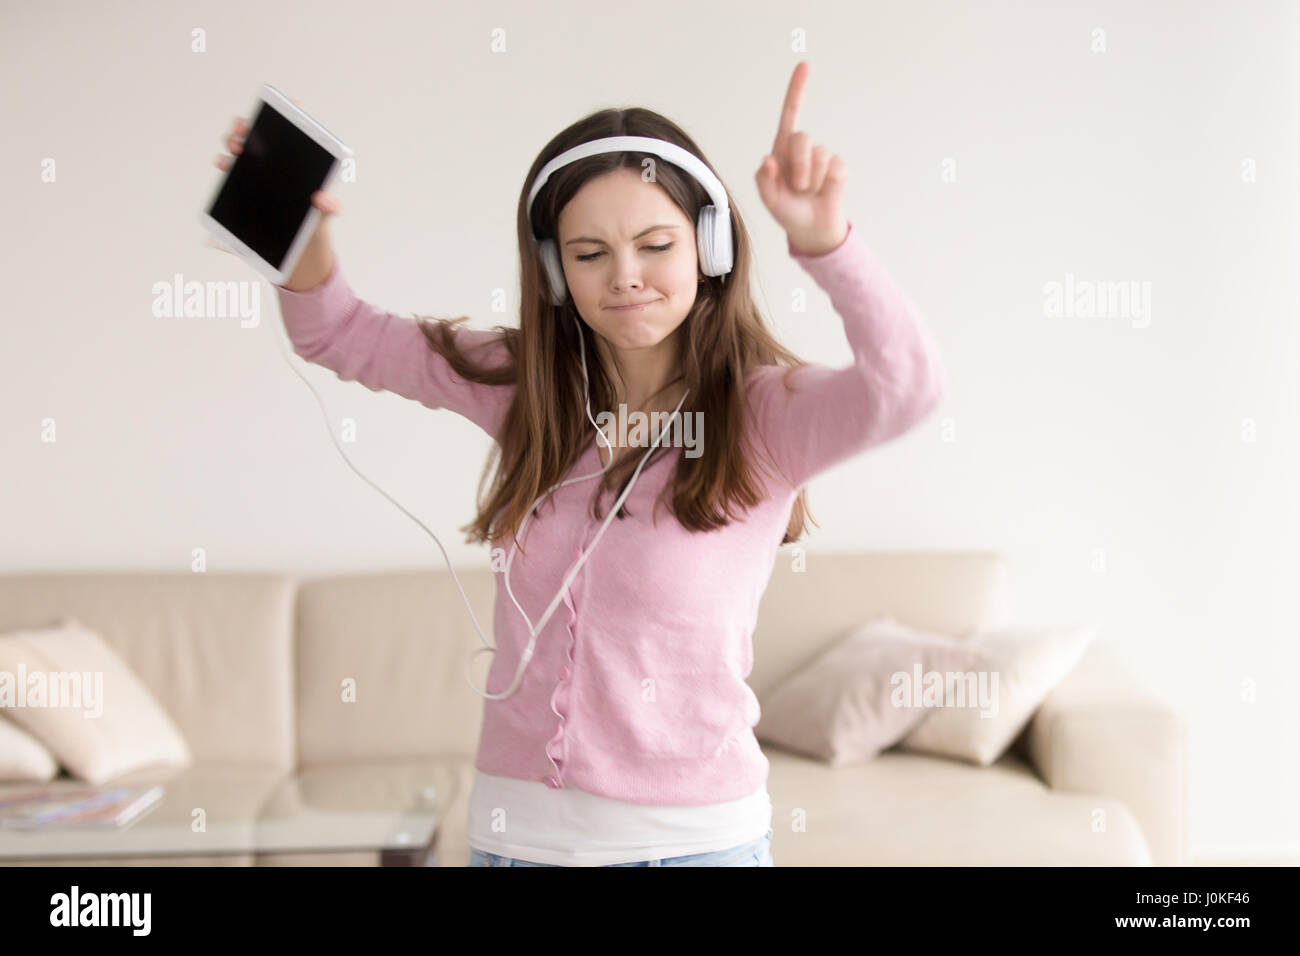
left=897, top=623, right=1095, bottom=766
left=755, top=616, right=988, bottom=766
left=0, top=617, right=192, bottom=785
left=0, top=712, right=60, bottom=782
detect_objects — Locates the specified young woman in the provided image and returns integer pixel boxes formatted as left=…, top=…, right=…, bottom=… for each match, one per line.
left=220, top=62, right=946, bottom=866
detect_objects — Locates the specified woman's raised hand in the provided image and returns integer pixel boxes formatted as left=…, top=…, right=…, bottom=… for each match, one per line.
left=754, top=61, right=849, bottom=257
left=211, top=98, right=340, bottom=290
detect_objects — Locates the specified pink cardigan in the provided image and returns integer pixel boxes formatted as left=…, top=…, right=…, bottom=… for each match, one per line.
left=274, top=221, right=946, bottom=805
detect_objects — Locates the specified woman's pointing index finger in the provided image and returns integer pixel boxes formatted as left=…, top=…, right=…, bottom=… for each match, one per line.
left=773, top=61, right=810, bottom=154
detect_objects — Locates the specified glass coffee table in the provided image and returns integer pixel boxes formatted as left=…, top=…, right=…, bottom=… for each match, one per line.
left=0, top=760, right=456, bottom=866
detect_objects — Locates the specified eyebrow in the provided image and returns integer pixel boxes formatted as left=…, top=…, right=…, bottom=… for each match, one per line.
left=563, top=224, right=681, bottom=246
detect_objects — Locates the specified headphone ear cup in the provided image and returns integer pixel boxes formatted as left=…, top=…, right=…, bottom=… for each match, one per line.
left=538, top=239, right=568, bottom=305
left=696, top=206, right=734, bottom=277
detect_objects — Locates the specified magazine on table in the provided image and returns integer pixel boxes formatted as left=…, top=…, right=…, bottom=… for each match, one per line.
left=0, top=784, right=164, bottom=830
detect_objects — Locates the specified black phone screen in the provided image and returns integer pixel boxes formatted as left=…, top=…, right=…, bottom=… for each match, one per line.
left=207, top=101, right=336, bottom=270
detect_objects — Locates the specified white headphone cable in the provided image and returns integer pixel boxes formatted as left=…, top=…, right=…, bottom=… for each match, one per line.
left=272, top=305, right=686, bottom=701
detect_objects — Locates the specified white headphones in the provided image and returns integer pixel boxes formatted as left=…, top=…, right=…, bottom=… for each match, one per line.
left=276, top=135, right=734, bottom=709
left=526, top=135, right=735, bottom=304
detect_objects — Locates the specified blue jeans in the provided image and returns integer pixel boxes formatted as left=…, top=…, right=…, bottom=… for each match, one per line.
left=468, top=828, right=774, bottom=867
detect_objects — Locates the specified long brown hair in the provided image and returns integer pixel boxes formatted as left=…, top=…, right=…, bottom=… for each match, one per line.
left=415, top=107, right=818, bottom=556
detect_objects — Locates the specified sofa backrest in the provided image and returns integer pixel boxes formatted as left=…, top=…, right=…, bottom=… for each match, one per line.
left=749, top=550, right=1011, bottom=696
left=0, top=572, right=296, bottom=771
left=293, top=568, right=497, bottom=767
left=293, top=551, right=1012, bottom=766
left=0, top=554, right=1011, bottom=773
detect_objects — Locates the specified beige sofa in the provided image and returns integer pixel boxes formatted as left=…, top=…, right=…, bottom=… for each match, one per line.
left=0, top=552, right=1187, bottom=866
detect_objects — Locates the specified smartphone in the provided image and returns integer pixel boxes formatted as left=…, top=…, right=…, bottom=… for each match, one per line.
left=198, top=83, right=352, bottom=286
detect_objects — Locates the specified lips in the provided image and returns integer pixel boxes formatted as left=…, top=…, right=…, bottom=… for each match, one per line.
left=607, top=300, right=659, bottom=311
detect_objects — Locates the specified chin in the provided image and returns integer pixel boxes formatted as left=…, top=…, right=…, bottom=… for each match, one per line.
left=602, top=327, right=673, bottom=350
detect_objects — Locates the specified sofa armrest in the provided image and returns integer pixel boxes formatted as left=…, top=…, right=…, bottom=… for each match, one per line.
left=1018, top=640, right=1188, bottom=866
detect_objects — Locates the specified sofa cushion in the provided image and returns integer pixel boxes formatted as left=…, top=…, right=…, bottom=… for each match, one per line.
left=899, top=623, right=1094, bottom=766
left=0, top=713, right=59, bottom=782
left=0, top=618, right=192, bottom=784
left=755, top=616, right=986, bottom=766
left=763, top=745, right=1152, bottom=865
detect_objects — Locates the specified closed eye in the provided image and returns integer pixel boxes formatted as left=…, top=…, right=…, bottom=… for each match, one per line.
left=576, top=242, right=674, bottom=263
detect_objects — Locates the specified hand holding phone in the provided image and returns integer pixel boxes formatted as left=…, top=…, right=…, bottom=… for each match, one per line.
left=213, top=110, right=339, bottom=291
left=200, top=85, right=352, bottom=288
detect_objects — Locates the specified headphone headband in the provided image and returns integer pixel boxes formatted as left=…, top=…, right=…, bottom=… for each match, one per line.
left=526, top=135, right=730, bottom=226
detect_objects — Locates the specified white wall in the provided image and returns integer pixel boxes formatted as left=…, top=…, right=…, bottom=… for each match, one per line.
left=1, top=0, right=1295, bottom=862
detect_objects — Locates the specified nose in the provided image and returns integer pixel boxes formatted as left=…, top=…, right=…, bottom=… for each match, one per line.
left=609, top=249, right=644, bottom=292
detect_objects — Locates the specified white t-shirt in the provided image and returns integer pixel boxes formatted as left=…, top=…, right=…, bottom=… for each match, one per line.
left=467, top=770, right=772, bottom=866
